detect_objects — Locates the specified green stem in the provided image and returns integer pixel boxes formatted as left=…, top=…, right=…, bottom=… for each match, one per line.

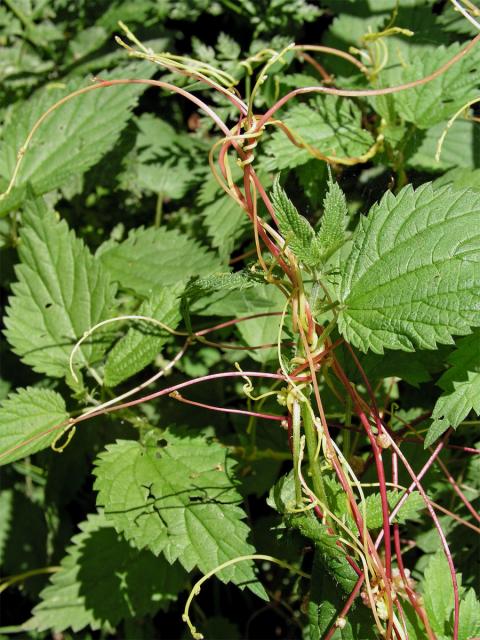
left=301, top=402, right=328, bottom=507
left=155, top=193, right=164, bottom=228
left=292, top=400, right=303, bottom=507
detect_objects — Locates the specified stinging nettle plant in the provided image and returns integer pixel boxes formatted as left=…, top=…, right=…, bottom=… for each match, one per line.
left=0, top=1, right=479, bottom=639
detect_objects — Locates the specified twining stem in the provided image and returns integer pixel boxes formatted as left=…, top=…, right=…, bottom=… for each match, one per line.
left=254, top=32, right=480, bottom=131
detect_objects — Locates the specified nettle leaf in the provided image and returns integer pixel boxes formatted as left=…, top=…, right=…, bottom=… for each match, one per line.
left=104, top=287, right=181, bottom=388
left=93, top=429, right=267, bottom=599
left=200, top=190, right=248, bottom=262
left=263, top=96, right=374, bottom=171
left=197, top=168, right=250, bottom=262
left=4, top=198, right=116, bottom=377
left=391, top=43, right=480, bottom=129
left=137, top=159, right=193, bottom=200
left=27, top=512, right=186, bottom=633
left=270, top=176, right=323, bottom=267
left=183, top=271, right=263, bottom=306
left=286, top=511, right=358, bottom=594
left=98, top=226, right=222, bottom=297
left=317, top=171, right=349, bottom=256
left=0, top=387, right=69, bottom=466
left=422, top=551, right=480, bottom=639
left=338, top=184, right=480, bottom=353
left=407, top=120, right=480, bottom=172
left=347, top=491, right=424, bottom=530
left=269, top=471, right=357, bottom=593
left=426, top=330, right=480, bottom=446
left=0, top=63, right=152, bottom=216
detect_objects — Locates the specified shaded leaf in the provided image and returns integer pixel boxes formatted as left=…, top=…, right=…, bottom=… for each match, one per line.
left=27, top=512, right=186, bottom=633
left=93, top=429, right=267, bottom=598
left=98, top=226, right=222, bottom=297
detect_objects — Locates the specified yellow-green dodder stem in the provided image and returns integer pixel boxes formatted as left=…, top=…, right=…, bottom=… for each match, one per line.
left=291, top=399, right=303, bottom=507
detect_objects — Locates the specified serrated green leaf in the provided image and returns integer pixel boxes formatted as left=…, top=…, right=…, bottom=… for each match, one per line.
left=4, top=198, right=116, bottom=377
left=201, top=191, right=248, bottom=261
left=270, top=176, right=323, bottom=267
left=390, top=43, right=480, bottom=129
left=434, top=168, right=480, bottom=193
left=137, top=159, right=193, bottom=199
left=104, top=287, right=181, bottom=388
left=0, top=387, right=69, bottom=465
left=287, top=511, right=358, bottom=594
left=262, top=96, right=374, bottom=171
left=458, top=588, right=480, bottom=640
left=347, top=491, right=424, bottom=530
left=0, top=64, right=152, bottom=216
left=407, top=120, right=480, bottom=172
left=426, top=330, right=480, bottom=446
left=98, top=226, right=222, bottom=297
left=27, top=512, right=186, bottom=633
left=317, top=173, right=349, bottom=256
left=93, top=429, right=267, bottom=599
left=338, top=184, right=480, bottom=353
left=183, top=270, right=263, bottom=305
left=421, top=551, right=463, bottom=638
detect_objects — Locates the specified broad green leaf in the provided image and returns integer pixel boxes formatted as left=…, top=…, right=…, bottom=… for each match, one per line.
left=201, top=191, right=248, bottom=261
left=317, top=172, right=349, bottom=256
left=391, top=43, right=480, bottom=129
left=287, top=511, right=358, bottom=594
left=98, top=226, right=222, bottom=297
left=27, top=512, right=186, bottom=633
left=426, top=330, right=480, bottom=446
left=408, top=120, right=480, bottom=172
left=0, top=387, right=69, bottom=466
left=420, top=551, right=480, bottom=639
left=137, top=159, right=193, bottom=199
left=458, top=589, right=480, bottom=640
left=434, top=168, right=480, bottom=193
left=4, top=198, right=116, bottom=377
left=262, top=96, right=374, bottom=171
left=236, top=308, right=283, bottom=364
left=191, top=281, right=285, bottom=317
left=103, top=287, right=181, bottom=388
left=93, top=429, right=267, bottom=599
left=345, top=491, right=424, bottom=530
left=0, top=64, right=152, bottom=216
left=183, top=271, right=263, bottom=305
left=338, top=184, right=480, bottom=353
left=270, top=176, right=323, bottom=267
left=422, top=552, right=455, bottom=636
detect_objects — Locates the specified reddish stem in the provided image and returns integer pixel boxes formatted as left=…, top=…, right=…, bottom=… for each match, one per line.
left=169, top=391, right=285, bottom=422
